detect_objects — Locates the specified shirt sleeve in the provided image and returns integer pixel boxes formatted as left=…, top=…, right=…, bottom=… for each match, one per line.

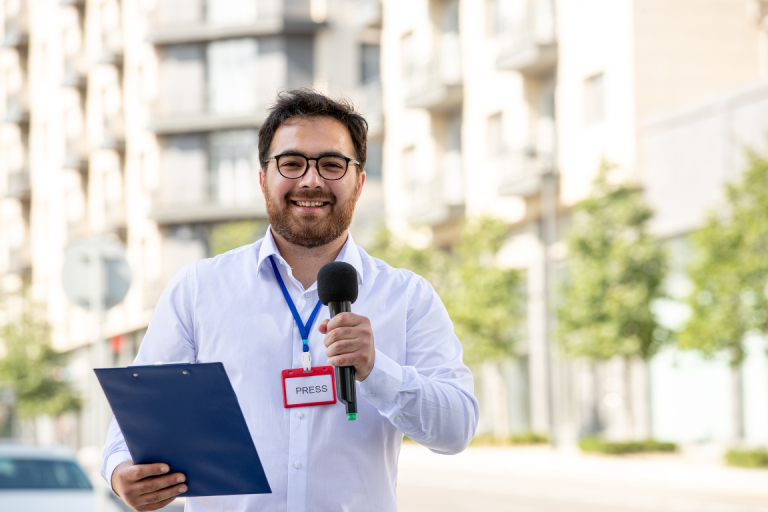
left=100, top=263, right=198, bottom=492
left=359, top=275, right=479, bottom=455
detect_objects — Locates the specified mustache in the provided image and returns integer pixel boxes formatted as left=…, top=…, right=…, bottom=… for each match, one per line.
left=285, top=191, right=336, bottom=204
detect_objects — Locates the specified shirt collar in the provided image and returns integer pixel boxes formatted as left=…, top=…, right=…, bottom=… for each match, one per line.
left=256, top=226, right=365, bottom=286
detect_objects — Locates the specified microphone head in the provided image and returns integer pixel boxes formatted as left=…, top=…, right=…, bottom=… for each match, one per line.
left=317, top=262, right=358, bottom=305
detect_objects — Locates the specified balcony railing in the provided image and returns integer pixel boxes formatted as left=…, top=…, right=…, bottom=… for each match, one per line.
left=405, top=33, right=462, bottom=111
left=62, top=53, right=87, bottom=89
left=101, top=113, right=125, bottom=151
left=360, top=79, right=383, bottom=136
left=7, top=246, right=31, bottom=275
left=151, top=169, right=267, bottom=225
left=64, top=135, right=88, bottom=171
left=408, top=151, right=464, bottom=225
left=497, top=145, right=556, bottom=197
left=496, top=0, right=557, bottom=73
left=356, top=0, right=381, bottom=28
left=2, top=7, right=28, bottom=48
left=4, top=89, right=29, bottom=124
left=6, top=169, right=30, bottom=200
left=146, top=0, right=322, bottom=45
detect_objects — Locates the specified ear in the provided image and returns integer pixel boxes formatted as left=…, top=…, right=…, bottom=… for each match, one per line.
left=355, top=171, right=366, bottom=203
left=259, top=168, right=266, bottom=196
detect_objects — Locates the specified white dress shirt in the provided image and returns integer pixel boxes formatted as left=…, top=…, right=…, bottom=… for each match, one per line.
left=101, top=228, right=478, bottom=512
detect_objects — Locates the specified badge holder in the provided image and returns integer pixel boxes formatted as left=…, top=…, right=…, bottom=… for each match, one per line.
left=281, top=365, right=337, bottom=408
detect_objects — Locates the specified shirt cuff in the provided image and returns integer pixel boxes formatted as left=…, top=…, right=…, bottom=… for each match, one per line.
left=104, top=450, right=132, bottom=495
left=359, top=349, right=403, bottom=413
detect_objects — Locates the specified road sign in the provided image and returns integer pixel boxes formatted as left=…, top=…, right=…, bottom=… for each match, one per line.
left=62, top=237, right=132, bottom=312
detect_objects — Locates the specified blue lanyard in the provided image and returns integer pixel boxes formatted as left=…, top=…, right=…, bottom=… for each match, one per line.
left=269, top=255, right=322, bottom=354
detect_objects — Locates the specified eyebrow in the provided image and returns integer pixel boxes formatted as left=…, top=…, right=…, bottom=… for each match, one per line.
left=276, top=150, right=350, bottom=159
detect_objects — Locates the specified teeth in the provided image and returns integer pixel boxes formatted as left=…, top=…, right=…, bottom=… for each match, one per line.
left=296, top=201, right=324, bottom=207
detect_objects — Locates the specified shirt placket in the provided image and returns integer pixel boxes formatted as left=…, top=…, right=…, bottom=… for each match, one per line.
left=286, top=287, right=314, bottom=512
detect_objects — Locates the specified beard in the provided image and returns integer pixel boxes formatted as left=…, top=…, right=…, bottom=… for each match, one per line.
left=264, top=180, right=358, bottom=249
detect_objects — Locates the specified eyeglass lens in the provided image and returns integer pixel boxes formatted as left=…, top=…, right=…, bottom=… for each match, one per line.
left=277, top=155, right=348, bottom=180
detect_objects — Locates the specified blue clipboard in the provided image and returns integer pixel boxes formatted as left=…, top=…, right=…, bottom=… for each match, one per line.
left=95, top=362, right=271, bottom=497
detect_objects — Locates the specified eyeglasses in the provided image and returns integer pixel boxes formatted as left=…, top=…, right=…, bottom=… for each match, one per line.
left=266, top=152, right=361, bottom=181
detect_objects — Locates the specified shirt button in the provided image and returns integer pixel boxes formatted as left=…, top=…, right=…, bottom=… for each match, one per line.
left=394, top=416, right=401, bottom=423
left=304, top=292, right=310, bottom=298
left=294, top=461, right=301, bottom=469
left=367, top=392, right=374, bottom=397
left=297, top=412, right=304, bottom=419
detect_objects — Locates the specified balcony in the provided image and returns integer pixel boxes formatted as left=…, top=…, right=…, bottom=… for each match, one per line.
left=497, top=145, right=555, bottom=197
left=7, top=246, right=31, bottom=275
left=64, top=135, right=88, bottom=171
left=148, top=109, right=268, bottom=135
left=408, top=151, right=464, bottom=226
left=359, top=79, right=383, bottom=136
left=356, top=0, right=381, bottom=28
left=405, top=34, right=462, bottom=112
left=2, top=7, right=28, bottom=48
left=3, top=90, right=29, bottom=125
left=105, top=200, right=127, bottom=239
left=62, top=53, right=87, bottom=89
left=146, top=0, right=324, bottom=46
left=99, top=27, right=124, bottom=66
left=6, top=169, right=30, bottom=200
left=496, top=0, right=557, bottom=73
left=151, top=170, right=267, bottom=225
left=101, top=113, right=125, bottom=152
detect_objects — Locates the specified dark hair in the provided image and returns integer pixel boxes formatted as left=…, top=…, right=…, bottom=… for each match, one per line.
left=258, top=88, right=368, bottom=173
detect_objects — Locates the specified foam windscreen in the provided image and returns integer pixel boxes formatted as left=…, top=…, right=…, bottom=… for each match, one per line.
left=317, top=262, right=358, bottom=305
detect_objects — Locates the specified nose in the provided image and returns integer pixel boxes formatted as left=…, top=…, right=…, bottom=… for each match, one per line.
left=297, top=159, right=324, bottom=188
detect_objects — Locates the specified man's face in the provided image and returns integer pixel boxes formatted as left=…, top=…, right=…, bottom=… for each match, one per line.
left=260, top=117, right=365, bottom=248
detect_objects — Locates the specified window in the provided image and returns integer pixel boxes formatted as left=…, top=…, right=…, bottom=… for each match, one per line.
left=360, top=44, right=380, bottom=85
left=584, top=72, right=604, bottom=125
left=208, top=130, right=258, bottom=206
left=487, top=112, right=503, bottom=159
left=0, top=459, right=92, bottom=490
left=366, top=138, right=383, bottom=180
left=207, top=38, right=258, bottom=115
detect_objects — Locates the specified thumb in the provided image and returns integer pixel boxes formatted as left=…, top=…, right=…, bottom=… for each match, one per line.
left=318, top=318, right=330, bottom=334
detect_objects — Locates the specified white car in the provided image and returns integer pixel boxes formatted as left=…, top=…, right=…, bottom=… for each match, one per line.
left=0, top=443, right=95, bottom=512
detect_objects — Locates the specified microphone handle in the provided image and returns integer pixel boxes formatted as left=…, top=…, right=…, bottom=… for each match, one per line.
left=328, top=301, right=357, bottom=420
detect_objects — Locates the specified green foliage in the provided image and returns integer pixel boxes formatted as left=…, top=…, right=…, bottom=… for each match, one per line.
left=0, top=296, right=81, bottom=418
left=578, top=438, right=677, bottom=455
left=370, top=217, right=525, bottom=363
left=558, top=163, right=668, bottom=361
left=726, top=448, right=768, bottom=469
left=470, top=432, right=548, bottom=446
left=209, top=221, right=264, bottom=257
left=678, top=151, right=768, bottom=364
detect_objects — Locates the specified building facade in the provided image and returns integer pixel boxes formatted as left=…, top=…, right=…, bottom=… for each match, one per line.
left=0, top=0, right=384, bottom=476
left=380, top=0, right=765, bottom=444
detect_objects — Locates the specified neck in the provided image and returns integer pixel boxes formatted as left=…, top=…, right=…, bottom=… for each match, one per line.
left=271, top=227, right=348, bottom=289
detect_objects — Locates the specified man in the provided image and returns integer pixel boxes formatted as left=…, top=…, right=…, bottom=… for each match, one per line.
left=101, top=89, right=478, bottom=512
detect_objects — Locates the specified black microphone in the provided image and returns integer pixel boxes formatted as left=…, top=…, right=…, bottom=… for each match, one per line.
left=318, top=261, right=359, bottom=421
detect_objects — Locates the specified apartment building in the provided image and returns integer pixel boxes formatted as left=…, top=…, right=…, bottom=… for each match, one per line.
left=0, top=0, right=384, bottom=465
left=381, top=0, right=763, bottom=443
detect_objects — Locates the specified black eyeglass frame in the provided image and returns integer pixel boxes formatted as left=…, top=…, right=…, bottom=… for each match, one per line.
left=265, top=152, right=361, bottom=181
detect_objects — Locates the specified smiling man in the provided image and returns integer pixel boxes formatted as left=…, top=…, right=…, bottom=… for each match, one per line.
left=101, top=89, right=478, bottom=512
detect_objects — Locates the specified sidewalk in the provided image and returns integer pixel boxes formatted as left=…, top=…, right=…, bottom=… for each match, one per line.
left=397, top=444, right=768, bottom=512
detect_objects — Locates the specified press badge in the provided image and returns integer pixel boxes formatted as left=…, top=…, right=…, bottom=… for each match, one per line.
left=282, top=365, right=337, bottom=408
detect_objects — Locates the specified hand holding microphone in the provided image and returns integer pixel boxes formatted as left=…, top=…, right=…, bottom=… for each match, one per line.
left=318, top=262, right=375, bottom=420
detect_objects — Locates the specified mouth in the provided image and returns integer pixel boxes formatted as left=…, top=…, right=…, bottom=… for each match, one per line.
left=290, top=199, right=331, bottom=212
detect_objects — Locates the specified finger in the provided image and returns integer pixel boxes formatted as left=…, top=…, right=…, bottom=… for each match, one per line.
left=326, top=339, right=358, bottom=357
left=328, top=353, right=361, bottom=368
left=139, top=483, right=187, bottom=508
left=326, top=312, right=362, bottom=330
left=317, top=318, right=329, bottom=334
left=135, top=473, right=186, bottom=497
left=139, top=497, right=176, bottom=512
left=128, top=463, right=170, bottom=484
left=323, top=327, right=358, bottom=347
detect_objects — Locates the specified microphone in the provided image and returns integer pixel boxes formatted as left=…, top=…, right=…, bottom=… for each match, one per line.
left=318, top=261, right=359, bottom=421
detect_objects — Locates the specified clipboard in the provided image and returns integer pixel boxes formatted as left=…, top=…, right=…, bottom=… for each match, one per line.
left=95, top=362, right=271, bottom=497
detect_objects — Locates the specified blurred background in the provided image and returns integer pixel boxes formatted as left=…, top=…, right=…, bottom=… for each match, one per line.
left=2, top=0, right=768, bottom=511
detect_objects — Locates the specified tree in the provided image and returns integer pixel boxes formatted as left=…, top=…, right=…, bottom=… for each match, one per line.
left=0, top=295, right=81, bottom=420
left=558, top=163, right=668, bottom=437
left=209, top=221, right=264, bottom=256
left=370, top=217, right=525, bottom=364
left=678, top=149, right=768, bottom=440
